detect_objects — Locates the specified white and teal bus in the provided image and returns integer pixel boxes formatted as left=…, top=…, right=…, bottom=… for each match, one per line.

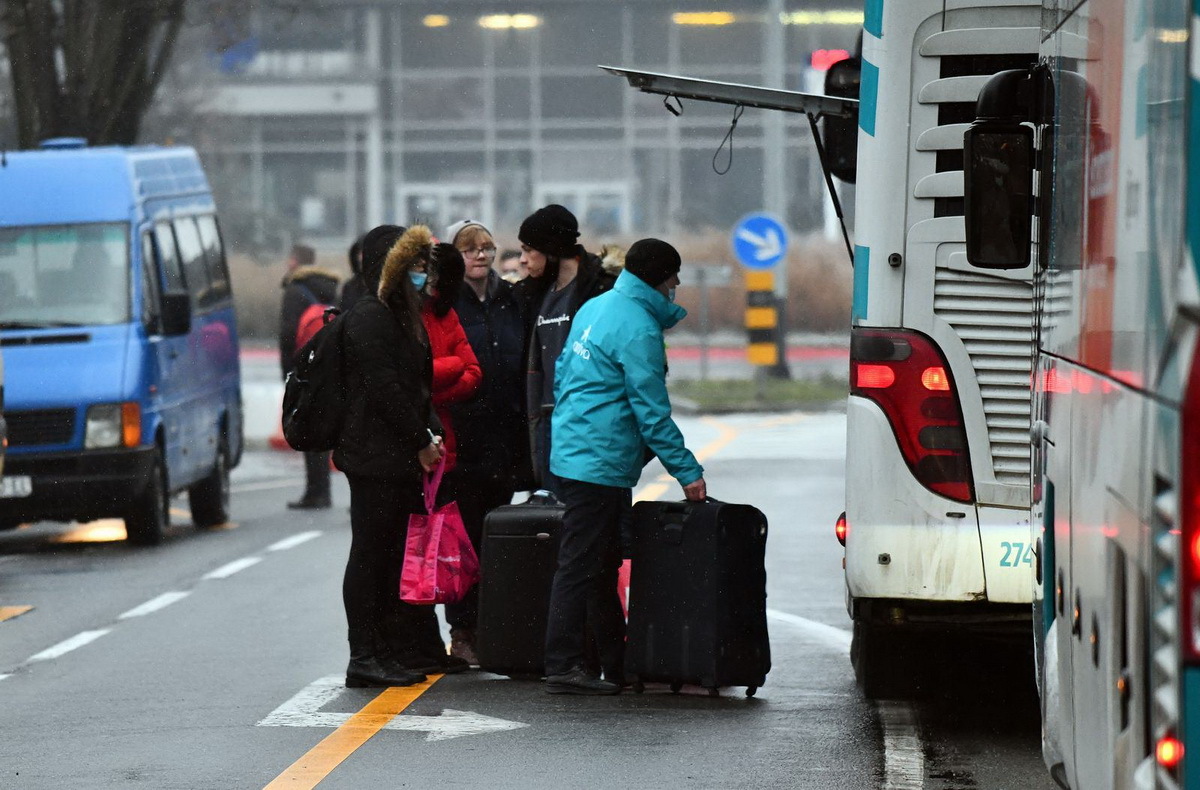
left=962, top=0, right=1200, bottom=786
left=836, top=0, right=1046, bottom=696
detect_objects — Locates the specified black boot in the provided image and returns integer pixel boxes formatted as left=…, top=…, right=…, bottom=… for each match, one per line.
left=346, top=630, right=426, bottom=688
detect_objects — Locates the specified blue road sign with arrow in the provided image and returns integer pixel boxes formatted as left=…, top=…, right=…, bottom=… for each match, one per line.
left=732, top=213, right=788, bottom=270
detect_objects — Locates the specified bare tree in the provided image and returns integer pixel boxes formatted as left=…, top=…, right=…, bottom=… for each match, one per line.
left=0, top=0, right=190, bottom=148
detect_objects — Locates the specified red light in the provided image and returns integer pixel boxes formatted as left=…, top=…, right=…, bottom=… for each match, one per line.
left=850, top=328, right=974, bottom=503
left=835, top=513, right=848, bottom=545
left=856, top=364, right=895, bottom=389
left=811, top=49, right=851, bottom=71
left=921, top=367, right=950, bottom=391
left=1182, top=322, right=1200, bottom=663
left=1157, top=735, right=1184, bottom=769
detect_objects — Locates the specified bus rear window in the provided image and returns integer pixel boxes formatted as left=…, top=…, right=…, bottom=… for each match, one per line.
left=0, top=223, right=130, bottom=327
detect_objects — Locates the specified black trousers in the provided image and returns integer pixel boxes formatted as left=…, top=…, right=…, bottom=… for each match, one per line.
left=343, top=473, right=440, bottom=655
left=303, top=450, right=331, bottom=499
left=543, top=477, right=628, bottom=678
left=445, top=470, right=514, bottom=632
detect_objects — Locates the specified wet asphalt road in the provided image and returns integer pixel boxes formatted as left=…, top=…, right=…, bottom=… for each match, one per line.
left=0, top=412, right=1055, bottom=789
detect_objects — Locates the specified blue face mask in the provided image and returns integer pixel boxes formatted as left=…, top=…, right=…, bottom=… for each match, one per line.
left=409, top=271, right=428, bottom=290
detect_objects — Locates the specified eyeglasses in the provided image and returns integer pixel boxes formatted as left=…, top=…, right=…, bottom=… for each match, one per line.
left=459, top=245, right=497, bottom=258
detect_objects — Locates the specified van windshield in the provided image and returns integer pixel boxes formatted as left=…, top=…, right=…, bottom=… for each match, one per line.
left=0, top=223, right=130, bottom=328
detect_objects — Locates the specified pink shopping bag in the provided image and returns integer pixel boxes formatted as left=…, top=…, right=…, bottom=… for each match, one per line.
left=399, top=459, right=480, bottom=604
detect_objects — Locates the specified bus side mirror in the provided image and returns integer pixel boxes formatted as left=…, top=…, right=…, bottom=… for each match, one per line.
left=160, top=292, right=192, bottom=337
left=963, top=123, right=1034, bottom=269
left=821, top=57, right=861, bottom=184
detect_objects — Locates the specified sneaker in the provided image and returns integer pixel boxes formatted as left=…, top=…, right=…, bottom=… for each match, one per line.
left=545, top=668, right=621, bottom=695
left=450, top=631, right=479, bottom=667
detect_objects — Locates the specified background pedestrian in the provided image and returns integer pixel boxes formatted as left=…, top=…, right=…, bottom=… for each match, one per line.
left=278, top=243, right=339, bottom=509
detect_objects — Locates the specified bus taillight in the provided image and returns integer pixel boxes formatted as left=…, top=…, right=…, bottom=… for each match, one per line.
left=850, top=328, right=975, bottom=503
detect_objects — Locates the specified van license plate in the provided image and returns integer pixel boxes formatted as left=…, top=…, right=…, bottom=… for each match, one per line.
left=0, top=476, right=32, bottom=498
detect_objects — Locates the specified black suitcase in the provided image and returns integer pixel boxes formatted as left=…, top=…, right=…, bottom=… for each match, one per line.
left=625, top=499, right=770, bottom=696
left=475, top=493, right=563, bottom=677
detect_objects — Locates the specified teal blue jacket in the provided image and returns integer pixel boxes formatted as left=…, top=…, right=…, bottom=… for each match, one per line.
left=549, top=270, right=703, bottom=488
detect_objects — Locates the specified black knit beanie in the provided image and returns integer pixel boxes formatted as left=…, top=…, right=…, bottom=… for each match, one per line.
left=624, top=238, right=682, bottom=288
left=360, top=224, right=406, bottom=293
left=518, top=204, right=580, bottom=258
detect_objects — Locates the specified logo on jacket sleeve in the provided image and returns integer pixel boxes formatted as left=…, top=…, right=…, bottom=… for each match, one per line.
left=572, top=324, right=592, bottom=360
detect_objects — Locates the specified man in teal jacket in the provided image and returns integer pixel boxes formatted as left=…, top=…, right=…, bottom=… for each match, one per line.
left=544, top=238, right=707, bottom=695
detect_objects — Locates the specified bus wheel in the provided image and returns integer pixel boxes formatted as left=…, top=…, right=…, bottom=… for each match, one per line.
left=851, top=620, right=910, bottom=700
left=189, top=441, right=230, bottom=528
left=125, top=450, right=168, bottom=546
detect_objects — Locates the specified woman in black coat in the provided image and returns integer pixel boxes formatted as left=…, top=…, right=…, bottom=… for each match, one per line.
left=334, top=223, right=450, bottom=688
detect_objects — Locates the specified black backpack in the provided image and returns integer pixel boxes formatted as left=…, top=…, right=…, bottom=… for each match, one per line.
left=282, top=306, right=346, bottom=452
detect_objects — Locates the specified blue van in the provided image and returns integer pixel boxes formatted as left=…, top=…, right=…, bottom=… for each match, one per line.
left=0, top=140, right=243, bottom=544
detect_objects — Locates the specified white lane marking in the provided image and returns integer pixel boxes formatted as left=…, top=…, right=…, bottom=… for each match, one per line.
left=258, top=675, right=528, bottom=741
left=766, top=609, right=925, bottom=788
left=268, top=531, right=322, bottom=552
left=0, top=674, right=11, bottom=681
left=28, top=629, right=112, bottom=662
left=766, top=608, right=852, bottom=654
left=879, top=700, right=925, bottom=789
left=203, top=556, right=262, bottom=580
left=258, top=674, right=346, bottom=726
left=118, top=591, right=191, bottom=620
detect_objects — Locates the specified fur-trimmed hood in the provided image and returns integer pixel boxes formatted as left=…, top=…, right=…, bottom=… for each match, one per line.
left=379, top=225, right=433, bottom=302
left=598, top=244, right=626, bottom=277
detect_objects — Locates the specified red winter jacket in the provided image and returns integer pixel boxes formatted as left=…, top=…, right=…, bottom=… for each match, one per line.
left=422, top=303, right=482, bottom=471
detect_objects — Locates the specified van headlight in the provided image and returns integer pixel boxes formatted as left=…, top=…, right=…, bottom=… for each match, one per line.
left=85, top=403, right=141, bottom=449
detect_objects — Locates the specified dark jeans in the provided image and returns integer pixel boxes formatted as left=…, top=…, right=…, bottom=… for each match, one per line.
left=445, top=471, right=514, bottom=632
left=303, top=450, right=331, bottom=500
left=343, top=473, right=441, bottom=656
left=544, top=477, right=629, bottom=678
left=536, top=412, right=561, bottom=496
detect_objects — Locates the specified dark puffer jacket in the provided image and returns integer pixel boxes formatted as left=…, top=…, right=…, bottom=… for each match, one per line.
left=451, top=271, right=527, bottom=482
left=333, top=226, right=439, bottom=481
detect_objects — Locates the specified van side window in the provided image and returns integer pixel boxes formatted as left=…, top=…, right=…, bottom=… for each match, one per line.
left=195, top=215, right=231, bottom=303
left=153, top=222, right=185, bottom=293
left=140, top=231, right=162, bottom=332
left=173, top=217, right=210, bottom=308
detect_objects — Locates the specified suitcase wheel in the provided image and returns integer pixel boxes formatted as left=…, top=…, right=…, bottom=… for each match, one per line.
left=707, top=687, right=720, bottom=698
left=746, top=687, right=757, bottom=698
left=669, top=681, right=683, bottom=694
left=632, top=681, right=645, bottom=694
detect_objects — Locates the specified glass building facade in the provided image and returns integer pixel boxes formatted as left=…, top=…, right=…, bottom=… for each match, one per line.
left=180, top=1, right=862, bottom=250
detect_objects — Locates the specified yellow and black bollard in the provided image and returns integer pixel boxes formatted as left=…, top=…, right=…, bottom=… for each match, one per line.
left=744, top=270, right=779, bottom=367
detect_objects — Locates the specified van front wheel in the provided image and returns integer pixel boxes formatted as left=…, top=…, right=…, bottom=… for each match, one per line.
left=125, top=451, right=168, bottom=546
left=189, top=442, right=230, bottom=528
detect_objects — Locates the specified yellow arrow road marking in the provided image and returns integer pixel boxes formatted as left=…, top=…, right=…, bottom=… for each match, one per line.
left=264, top=674, right=443, bottom=790
left=0, top=606, right=33, bottom=623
